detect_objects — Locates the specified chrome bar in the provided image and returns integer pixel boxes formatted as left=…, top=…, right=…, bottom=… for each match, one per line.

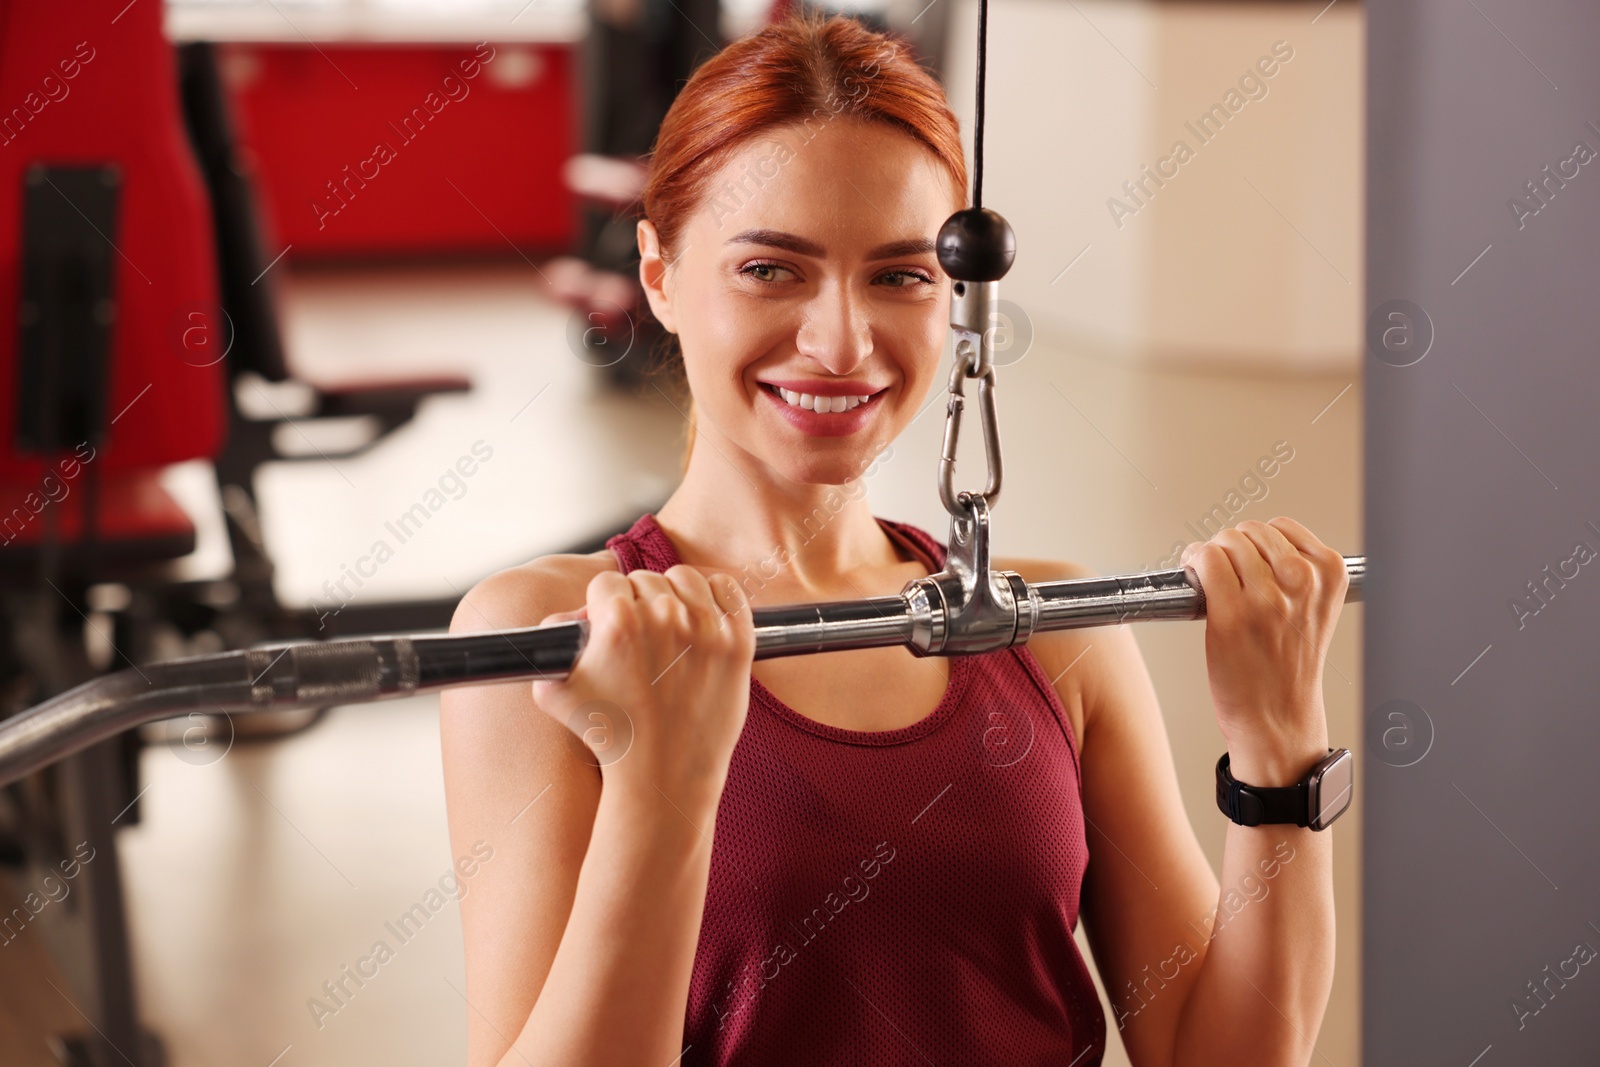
left=0, top=556, right=1364, bottom=787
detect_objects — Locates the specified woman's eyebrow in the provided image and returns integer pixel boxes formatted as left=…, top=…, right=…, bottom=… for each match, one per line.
left=725, top=229, right=936, bottom=260
left=866, top=237, right=937, bottom=259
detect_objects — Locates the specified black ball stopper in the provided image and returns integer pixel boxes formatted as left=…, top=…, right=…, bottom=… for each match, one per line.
left=937, top=207, right=1015, bottom=283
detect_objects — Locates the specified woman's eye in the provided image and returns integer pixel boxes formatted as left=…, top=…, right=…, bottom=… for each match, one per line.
left=738, top=263, right=935, bottom=287
left=741, top=262, right=793, bottom=283
left=879, top=270, right=936, bottom=288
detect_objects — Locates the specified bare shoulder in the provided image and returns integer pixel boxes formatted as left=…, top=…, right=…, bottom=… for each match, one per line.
left=448, top=548, right=621, bottom=634
left=439, top=544, right=621, bottom=770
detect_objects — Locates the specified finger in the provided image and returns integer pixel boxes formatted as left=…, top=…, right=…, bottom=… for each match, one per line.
left=1268, top=516, right=1350, bottom=590
left=624, top=569, right=676, bottom=603
left=706, top=571, right=751, bottom=628
left=587, top=569, right=639, bottom=603
left=580, top=570, right=646, bottom=648
left=1263, top=513, right=1315, bottom=543
left=1212, top=527, right=1277, bottom=596
left=1266, top=515, right=1340, bottom=562
left=539, top=607, right=587, bottom=626
left=1181, top=539, right=1235, bottom=585
left=1180, top=540, right=1241, bottom=623
left=661, top=563, right=717, bottom=617
left=1234, top=519, right=1309, bottom=587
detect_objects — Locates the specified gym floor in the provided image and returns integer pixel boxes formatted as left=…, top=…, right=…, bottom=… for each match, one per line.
left=38, top=259, right=1358, bottom=1067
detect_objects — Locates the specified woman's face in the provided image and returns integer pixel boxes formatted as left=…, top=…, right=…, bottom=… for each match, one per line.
left=639, top=117, right=964, bottom=487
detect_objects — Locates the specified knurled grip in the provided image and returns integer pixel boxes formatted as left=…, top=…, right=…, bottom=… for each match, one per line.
left=246, top=639, right=419, bottom=707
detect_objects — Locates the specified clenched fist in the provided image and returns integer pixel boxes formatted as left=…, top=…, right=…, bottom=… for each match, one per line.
left=1181, top=516, right=1349, bottom=788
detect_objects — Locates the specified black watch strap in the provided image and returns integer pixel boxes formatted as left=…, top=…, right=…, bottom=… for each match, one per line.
left=1215, top=750, right=1352, bottom=830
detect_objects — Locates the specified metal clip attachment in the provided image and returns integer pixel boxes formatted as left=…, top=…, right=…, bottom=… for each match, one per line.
left=903, top=493, right=1037, bottom=656
left=937, top=281, right=1005, bottom=520
left=916, top=276, right=1027, bottom=656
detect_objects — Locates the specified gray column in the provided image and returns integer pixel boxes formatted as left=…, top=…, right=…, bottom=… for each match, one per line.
left=1365, top=0, right=1600, bottom=1063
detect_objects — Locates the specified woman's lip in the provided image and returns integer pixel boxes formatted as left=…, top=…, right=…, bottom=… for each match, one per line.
left=759, top=382, right=885, bottom=437
left=757, top=380, right=890, bottom=398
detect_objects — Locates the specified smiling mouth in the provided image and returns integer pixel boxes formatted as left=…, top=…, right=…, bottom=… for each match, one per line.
left=759, top=383, right=887, bottom=413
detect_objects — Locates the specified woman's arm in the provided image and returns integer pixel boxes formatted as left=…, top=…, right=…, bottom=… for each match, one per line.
left=1016, top=559, right=1223, bottom=1067
left=440, top=559, right=752, bottom=1067
left=1163, top=518, right=1346, bottom=1067
left=1008, top=516, right=1345, bottom=1067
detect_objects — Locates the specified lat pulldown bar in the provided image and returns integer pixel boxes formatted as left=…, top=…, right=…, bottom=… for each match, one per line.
left=0, top=533, right=1364, bottom=788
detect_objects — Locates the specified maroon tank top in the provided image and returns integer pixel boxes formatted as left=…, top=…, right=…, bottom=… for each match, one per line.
left=606, top=513, right=1106, bottom=1066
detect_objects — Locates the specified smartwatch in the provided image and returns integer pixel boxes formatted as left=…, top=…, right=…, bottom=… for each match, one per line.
left=1215, top=749, right=1353, bottom=831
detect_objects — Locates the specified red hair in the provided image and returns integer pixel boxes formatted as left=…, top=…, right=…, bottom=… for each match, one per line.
left=639, top=12, right=968, bottom=471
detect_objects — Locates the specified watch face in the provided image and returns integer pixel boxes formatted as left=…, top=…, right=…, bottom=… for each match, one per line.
left=1310, top=750, right=1354, bottom=830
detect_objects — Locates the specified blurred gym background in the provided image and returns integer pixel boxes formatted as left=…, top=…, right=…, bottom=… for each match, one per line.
left=0, top=0, right=1363, bottom=1064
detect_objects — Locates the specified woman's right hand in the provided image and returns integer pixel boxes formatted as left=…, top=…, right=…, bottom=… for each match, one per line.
left=530, top=565, right=755, bottom=815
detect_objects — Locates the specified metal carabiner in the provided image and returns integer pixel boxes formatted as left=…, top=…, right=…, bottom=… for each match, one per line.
left=937, top=335, right=1004, bottom=519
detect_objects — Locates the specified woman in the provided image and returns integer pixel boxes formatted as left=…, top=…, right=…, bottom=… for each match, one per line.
left=441, top=13, right=1349, bottom=1066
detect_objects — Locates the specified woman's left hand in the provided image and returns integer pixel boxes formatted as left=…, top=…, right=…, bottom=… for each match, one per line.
left=1181, top=516, right=1349, bottom=787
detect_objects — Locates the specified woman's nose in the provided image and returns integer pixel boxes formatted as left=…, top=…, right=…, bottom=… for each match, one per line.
left=795, top=285, right=873, bottom=373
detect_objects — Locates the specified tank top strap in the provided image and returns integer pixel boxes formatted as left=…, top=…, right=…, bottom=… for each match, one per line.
left=604, top=513, right=681, bottom=574
left=875, top=515, right=948, bottom=573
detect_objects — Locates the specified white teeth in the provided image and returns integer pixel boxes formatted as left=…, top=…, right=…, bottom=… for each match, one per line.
left=774, top=387, right=871, bottom=413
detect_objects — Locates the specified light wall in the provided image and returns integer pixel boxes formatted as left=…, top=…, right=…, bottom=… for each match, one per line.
left=944, top=0, right=1361, bottom=375
left=875, top=2, right=1366, bottom=1063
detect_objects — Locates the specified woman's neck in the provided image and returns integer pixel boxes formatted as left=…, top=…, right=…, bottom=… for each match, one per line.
left=652, top=433, right=908, bottom=599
